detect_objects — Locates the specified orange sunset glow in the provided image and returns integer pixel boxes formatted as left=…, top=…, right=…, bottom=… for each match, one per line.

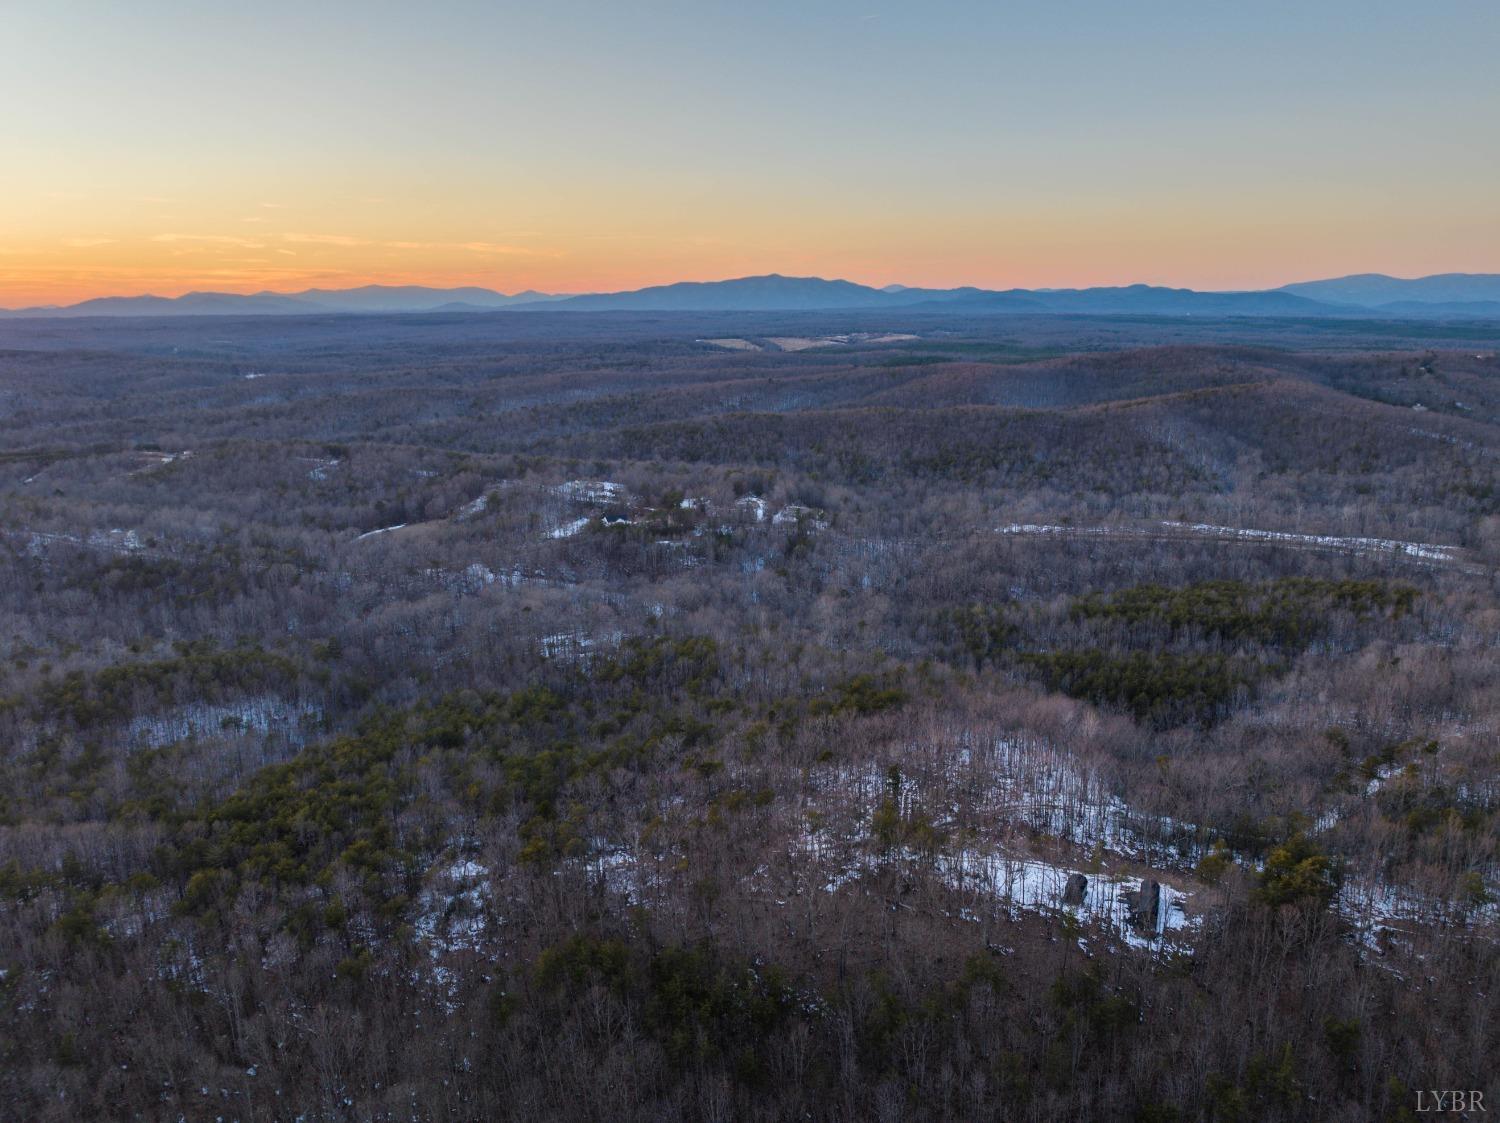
left=3, top=2, right=1497, bottom=306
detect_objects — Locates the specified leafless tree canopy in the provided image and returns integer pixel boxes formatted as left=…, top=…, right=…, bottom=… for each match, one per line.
left=0, top=310, right=1497, bottom=1120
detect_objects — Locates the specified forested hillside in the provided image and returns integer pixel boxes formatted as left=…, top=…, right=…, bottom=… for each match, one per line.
left=1, top=310, right=1497, bottom=1120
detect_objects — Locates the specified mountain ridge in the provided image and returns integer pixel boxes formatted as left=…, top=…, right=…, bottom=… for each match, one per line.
left=4, top=271, right=1498, bottom=319
left=1277, top=272, right=1500, bottom=307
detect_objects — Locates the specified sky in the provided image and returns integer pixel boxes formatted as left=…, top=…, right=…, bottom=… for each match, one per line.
left=2, top=0, right=1497, bottom=306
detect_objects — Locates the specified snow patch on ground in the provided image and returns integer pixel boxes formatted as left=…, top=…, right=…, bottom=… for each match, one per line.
left=456, top=492, right=490, bottom=520
left=766, top=333, right=919, bottom=351
left=1160, top=521, right=1458, bottom=562
left=984, top=738, right=1202, bottom=863
left=413, top=859, right=491, bottom=957
left=1364, top=762, right=1407, bottom=796
left=994, top=520, right=1462, bottom=564
left=738, top=496, right=768, bottom=522
left=10, top=527, right=150, bottom=558
left=768, top=337, right=843, bottom=352
left=540, top=630, right=623, bottom=663
left=938, top=853, right=1196, bottom=952
left=697, top=338, right=762, bottom=351
left=777, top=823, right=1198, bottom=955
left=807, top=737, right=1204, bottom=869
left=131, top=450, right=192, bottom=475
left=557, top=480, right=624, bottom=504
left=413, top=859, right=493, bottom=1007
left=301, top=457, right=340, bottom=481
left=996, top=523, right=1121, bottom=537
left=126, top=697, right=321, bottom=750
left=547, top=516, right=592, bottom=539
left=773, top=504, right=828, bottom=529
left=423, top=563, right=570, bottom=595
left=1337, top=876, right=1500, bottom=956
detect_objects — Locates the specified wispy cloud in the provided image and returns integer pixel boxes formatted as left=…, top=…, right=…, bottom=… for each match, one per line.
left=461, top=241, right=552, bottom=256
left=279, top=233, right=553, bottom=257
left=62, top=237, right=117, bottom=248
left=281, top=232, right=370, bottom=246
left=152, top=233, right=265, bottom=248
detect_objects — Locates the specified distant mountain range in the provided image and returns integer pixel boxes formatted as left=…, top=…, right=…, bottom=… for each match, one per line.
left=1, top=284, right=567, bottom=318
left=1277, top=272, right=1500, bottom=307
left=4, top=273, right=1498, bottom=319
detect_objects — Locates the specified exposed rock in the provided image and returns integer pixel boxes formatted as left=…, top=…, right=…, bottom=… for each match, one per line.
left=1128, top=879, right=1162, bottom=932
left=1062, top=873, right=1088, bottom=906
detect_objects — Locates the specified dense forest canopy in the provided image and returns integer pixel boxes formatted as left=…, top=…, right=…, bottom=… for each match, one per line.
left=0, top=309, right=1497, bottom=1120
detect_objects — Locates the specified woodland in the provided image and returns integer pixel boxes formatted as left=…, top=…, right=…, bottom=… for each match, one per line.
left=0, top=308, right=1497, bottom=1120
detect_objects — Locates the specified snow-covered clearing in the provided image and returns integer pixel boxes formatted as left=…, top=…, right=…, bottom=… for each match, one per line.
left=760, top=333, right=919, bottom=351
left=582, top=734, right=1204, bottom=955
left=556, top=479, right=624, bottom=504
left=1160, top=521, right=1459, bottom=562
left=547, top=516, right=591, bottom=539
left=938, top=852, right=1196, bottom=952
left=354, top=523, right=406, bottom=541
left=697, top=338, right=762, bottom=351
left=994, top=520, right=1464, bottom=565
left=996, top=523, right=1132, bottom=538
left=768, top=337, right=843, bottom=352
left=738, top=496, right=769, bottom=522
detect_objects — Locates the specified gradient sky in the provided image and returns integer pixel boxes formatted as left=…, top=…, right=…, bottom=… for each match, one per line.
left=3, top=0, right=1497, bottom=305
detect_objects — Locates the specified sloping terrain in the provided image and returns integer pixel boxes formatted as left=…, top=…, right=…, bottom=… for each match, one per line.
left=0, top=311, right=1497, bottom=1121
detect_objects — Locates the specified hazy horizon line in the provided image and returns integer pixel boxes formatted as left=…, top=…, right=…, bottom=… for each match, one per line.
left=6, top=267, right=1497, bottom=311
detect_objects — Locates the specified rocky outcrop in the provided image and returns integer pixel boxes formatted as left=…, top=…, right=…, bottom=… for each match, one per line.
left=1128, top=879, right=1162, bottom=933
left=1063, top=873, right=1088, bottom=906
